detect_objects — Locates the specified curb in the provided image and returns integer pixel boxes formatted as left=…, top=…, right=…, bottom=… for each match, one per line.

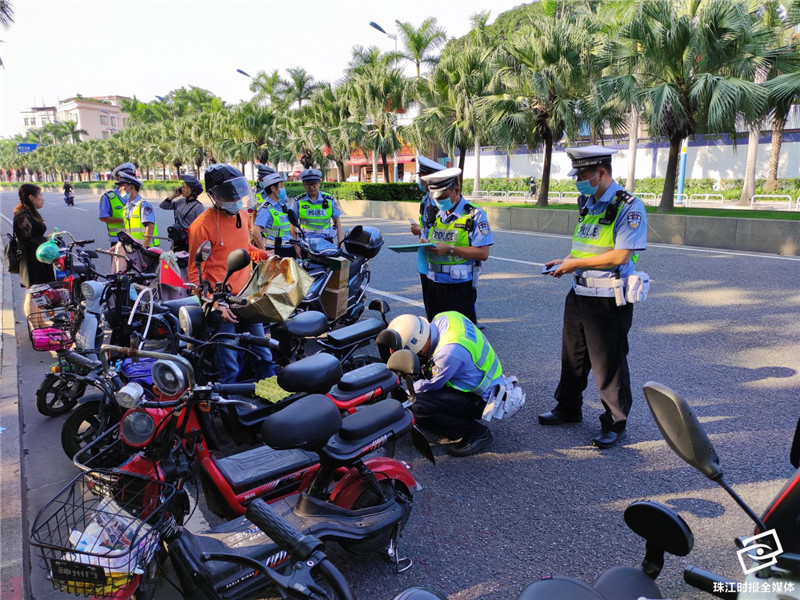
left=0, top=237, right=27, bottom=599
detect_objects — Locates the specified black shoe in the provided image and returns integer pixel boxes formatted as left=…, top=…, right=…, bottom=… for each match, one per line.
left=446, top=428, right=493, bottom=457
left=538, top=407, right=582, bottom=426
left=592, top=430, right=626, bottom=449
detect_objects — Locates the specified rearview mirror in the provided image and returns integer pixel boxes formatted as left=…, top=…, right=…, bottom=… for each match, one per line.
left=643, top=382, right=722, bottom=480
left=368, top=298, right=389, bottom=314
left=195, top=240, right=212, bottom=264
left=386, top=349, right=419, bottom=377
left=223, top=249, right=251, bottom=286
left=286, top=209, right=300, bottom=228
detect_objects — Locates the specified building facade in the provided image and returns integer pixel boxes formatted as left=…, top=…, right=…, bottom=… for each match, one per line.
left=21, top=96, right=130, bottom=140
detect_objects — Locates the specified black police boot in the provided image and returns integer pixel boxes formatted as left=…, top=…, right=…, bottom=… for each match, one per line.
left=538, top=406, right=582, bottom=426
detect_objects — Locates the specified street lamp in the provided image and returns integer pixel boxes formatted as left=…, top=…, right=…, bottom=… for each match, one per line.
left=368, top=21, right=400, bottom=183
left=155, top=95, right=167, bottom=103
left=236, top=68, right=252, bottom=78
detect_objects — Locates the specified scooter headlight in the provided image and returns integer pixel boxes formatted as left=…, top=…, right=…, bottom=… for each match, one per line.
left=120, top=409, right=155, bottom=447
left=81, top=282, right=95, bottom=300
left=152, top=360, right=188, bottom=396
left=115, top=381, right=144, bottom=409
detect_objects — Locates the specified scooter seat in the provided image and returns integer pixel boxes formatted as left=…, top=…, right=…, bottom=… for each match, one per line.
left=334, top=362, right=397, bottom=393
left=278, top=353, right=342, bottom=393
left=213, top=444, right=317, bottom=494
left=517, top=577, right=605, bottom=600
left=284, top=311, right=328, bottom=337
left=154, top=296, right=199, bottom=317
left=593, top=567, right=662, bottom=600
left=349, top=255, right=366, bottom=279
left=261, top=394, right=343, bottom=451
left=325, top=318, right=385, bottom=349
left=338, top=399, right=405, bottom=441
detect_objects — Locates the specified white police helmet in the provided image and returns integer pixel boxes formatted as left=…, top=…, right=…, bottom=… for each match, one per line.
left=387, top=314, right=430, bottom=355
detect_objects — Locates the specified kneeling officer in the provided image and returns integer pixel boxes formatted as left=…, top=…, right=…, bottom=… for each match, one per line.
left=387, top=311, right=506, bottom=457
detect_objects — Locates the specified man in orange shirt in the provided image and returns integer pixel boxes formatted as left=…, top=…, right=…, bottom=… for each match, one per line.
left=188, top=164, right=275, bottom=383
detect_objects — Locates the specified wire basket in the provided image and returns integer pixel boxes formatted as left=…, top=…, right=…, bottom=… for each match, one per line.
left=27, top=308, right=76, bottom=351
left=30, top=469, right=176, bottom=598
left=73, top=427, right=134, bottom=473
left=28, top=280, right=72, bottom=310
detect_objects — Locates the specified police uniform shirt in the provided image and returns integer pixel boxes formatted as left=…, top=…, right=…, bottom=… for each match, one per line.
left=248, top=184, right=267, bottom=211
left=572, top=180, right=647, bottom=290
left=291, top=193, right=342, bottom=240
left=413, top=317, right=503, bottom=399
left=428, top=196, right=493, bottom=284
left=98, top=189, right=127, bottom=219
left=253, top=197, right=288, bottom=232
left=416, top=192, right=436, bottom=275
left=124, top=195, right=156, bottom=225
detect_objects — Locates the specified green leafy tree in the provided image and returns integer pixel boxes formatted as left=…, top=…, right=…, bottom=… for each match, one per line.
left=390, top=17, right=447, bottom=78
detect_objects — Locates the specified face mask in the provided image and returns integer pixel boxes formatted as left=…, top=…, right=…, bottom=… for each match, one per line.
left=418, top=180, right=427, bottom=193
left=216, top=199, right=243, bottom=215
left=277, top=188, right=288, bottom=202
left=434, top=197, right=454, bottom=212
left=119, top=191, right=130, bottom=201
left=575, top=172, right=599, bottom=196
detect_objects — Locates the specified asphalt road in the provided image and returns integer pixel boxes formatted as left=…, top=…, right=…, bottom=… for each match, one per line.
left=2, top=189, right=799, bottom=600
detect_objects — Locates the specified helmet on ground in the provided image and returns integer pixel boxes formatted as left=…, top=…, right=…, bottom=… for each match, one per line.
left=178, top=174, right=203, bottom=197
left=112, top=162, right=136, bottom=178
left=35, top=240, right=60, bottom=264
left=205, top=164, right=249, bottom=215
left=387, top=314, right=430, bottom=355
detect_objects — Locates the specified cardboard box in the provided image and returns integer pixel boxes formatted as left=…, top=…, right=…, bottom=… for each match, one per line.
left=321, top=287, right=349, bottom=320
left=323, top=256, right=350, bottom=290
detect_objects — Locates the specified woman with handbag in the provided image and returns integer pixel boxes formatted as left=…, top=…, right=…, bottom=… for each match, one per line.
left=160, top=174, right=205, bottom=251
left=13, top=184, right=55, bottom=323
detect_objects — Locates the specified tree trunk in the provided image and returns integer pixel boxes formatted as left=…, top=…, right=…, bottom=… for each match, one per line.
left=765, top=112, right=786, bottom=192
left=659, top=136, right=683, bottom=212
left=626, top=108, right=639, bottom=193
left=371, top=151, right=378, bottom=183
left=738, top=123, right=760, bottom=205
left=473, top=136, right=481, bottom=195
left=162, top=165, right=166, bottom=179
left=457, top=145, right=467, bottom=191
left=537, top=134, right=553, bottom=207
left=335, top=159, right=345, bottom=182
left=380, top=151, right=390, bottom=183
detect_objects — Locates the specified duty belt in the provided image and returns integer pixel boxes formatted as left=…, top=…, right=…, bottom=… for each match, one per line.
left=428, top=263, right=452, bottom=274
left=574, top=274, right=626, bottom=289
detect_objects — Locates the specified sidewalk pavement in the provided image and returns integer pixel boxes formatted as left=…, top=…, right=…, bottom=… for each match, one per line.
left=0, top=257, right=27, bottom=599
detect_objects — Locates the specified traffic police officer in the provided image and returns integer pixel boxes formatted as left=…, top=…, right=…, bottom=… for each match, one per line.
left=291, top=168, right=342, bottom=244
left=98, top=162, right=135, bottom=245
left=538, top=145, right=648, bottom=449
left=388, top=311, right=503, bottom=457
left=421, top=167, right=493, bottom=326
left=118, top=172, right=159, bottom=247
left=252, top=171, right=293, bottom=255
left=249, top=164, right=278, bottom=228
left=409, top=155, right=445, bottom=320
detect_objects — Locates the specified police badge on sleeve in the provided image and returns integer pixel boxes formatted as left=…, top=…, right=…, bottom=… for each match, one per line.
left=626, top=211, right=642, bottom=229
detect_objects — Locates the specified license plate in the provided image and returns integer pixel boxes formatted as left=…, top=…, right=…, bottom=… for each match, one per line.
left=50, top=559, right=107, bottom=584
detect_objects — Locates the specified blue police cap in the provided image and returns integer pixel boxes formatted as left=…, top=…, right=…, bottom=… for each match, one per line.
left=300, top=168, right=323, bottom=183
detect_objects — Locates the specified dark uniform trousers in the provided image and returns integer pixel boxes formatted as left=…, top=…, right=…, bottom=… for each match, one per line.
left=426, top=280, right=477, bottom=324
left=412, top=386, right=486, bottom=441
left=554, top=288, right=634, bottom=433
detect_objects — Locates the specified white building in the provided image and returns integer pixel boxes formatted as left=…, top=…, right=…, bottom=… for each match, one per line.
left=20, top=95, right=130, bottom=140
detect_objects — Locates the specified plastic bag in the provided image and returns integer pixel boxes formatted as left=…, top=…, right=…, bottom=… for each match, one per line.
left=233, top=256, right=313, bottom=323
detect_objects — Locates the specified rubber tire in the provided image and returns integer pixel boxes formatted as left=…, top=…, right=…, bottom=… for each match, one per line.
left=60, top=401, right=120, bottom=460
left=35, top=374, right=85, bottom=417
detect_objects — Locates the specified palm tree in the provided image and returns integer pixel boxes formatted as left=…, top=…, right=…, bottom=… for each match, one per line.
left=247, top=69, right=286, bottom=105
left=391, top=17, right=447, bottom=78
left=282, top=67, right=322, bottom=109
left=603, top=0, right=772, bottom=212
left=302, top=84, right=356, bottom=181
left=0, top=0, right=14, bottom=67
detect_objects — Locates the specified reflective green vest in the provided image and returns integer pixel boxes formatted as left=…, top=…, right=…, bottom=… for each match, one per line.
left=427, top=209, right=472, bottom=266
left=436, top=311, right=502, bottom=395
left=252, top=189, right=267, bottom=213
left=125, top=201, right=160, bottom=247
left=571, top=191, right=637, bottom=264
left=105, top=191, right=127, bottom=239
left=260, top=201, right=291, bottom=240
left=297, top=194, right=334, bottom=231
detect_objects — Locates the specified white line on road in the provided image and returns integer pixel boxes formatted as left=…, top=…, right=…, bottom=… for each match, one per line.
left=0, top=213, right=12, bottom=226
left=69, top=207, right=88, bottom=212
left=368, top=287, right=424, bottom=308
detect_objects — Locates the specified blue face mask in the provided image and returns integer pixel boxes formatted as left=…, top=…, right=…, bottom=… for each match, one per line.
left=418, top=180, right=427, bottom=193
left=434, top=197, right=455, bottom=212
left=119, top=191, right=130, bottom=201
left=277, top=188, right=288, bottom=202
left=575, top=172, right=599, bottom=196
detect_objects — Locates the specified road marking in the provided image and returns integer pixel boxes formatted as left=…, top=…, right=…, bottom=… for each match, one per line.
left=368, top=287, right=424, bottom=308
left=0, top=214, right=11, bottom=226
left=69, top=207, right=88, bottom=212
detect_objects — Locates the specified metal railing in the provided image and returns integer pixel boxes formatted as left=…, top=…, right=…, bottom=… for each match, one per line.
left=637, top=193, right=658, bottom=206
left=656, top=192, right=689, bottom=206
left=687, top=193, right=725, bottom=208
left=749, top=194, right=793, bottom=210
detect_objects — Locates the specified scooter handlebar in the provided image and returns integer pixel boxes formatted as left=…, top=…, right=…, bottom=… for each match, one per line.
left=683, top=566, right=739, bottom=599
left=238, top=333, right=272, bottom=348
left=212, top=382, right=257, bottom=396
left=245, top=498, right=324, bottom=560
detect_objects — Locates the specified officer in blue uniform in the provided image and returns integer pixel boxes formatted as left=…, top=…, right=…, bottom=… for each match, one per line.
left=252, top=171, right=294, bottom=256
left=98, top=162, right=135, bottom=245
left=409, top=155, right=445, bottom=320
left=291, top=168, right=342, bottom=244
left=118, top=172, right=159, bottom=248
left=538, top=146, right=648, bottom=449
left=420, top=167, right=493, bottom=326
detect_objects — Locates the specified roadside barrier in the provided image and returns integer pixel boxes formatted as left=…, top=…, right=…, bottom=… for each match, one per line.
left=749, top=194, right=793, bottom=210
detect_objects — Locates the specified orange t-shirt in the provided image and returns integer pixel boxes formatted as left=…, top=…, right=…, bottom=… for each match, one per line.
left=187, top=208, right=268, bottom=293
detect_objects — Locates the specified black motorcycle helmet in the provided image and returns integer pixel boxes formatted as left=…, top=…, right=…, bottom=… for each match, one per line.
left=391, top=589, right=447, bottom=600
left=178, top=174, right=203, bottom=198
left=204, top=164, right=249, bottom=216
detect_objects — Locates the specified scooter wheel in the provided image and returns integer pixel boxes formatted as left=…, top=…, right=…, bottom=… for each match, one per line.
left=61, top=402, right=120, bottom=460
left=35, top=374, right=85, bottom=416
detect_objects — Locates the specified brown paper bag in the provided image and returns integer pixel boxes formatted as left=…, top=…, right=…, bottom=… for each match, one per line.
left=233, top=256, right=314, bottom=323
